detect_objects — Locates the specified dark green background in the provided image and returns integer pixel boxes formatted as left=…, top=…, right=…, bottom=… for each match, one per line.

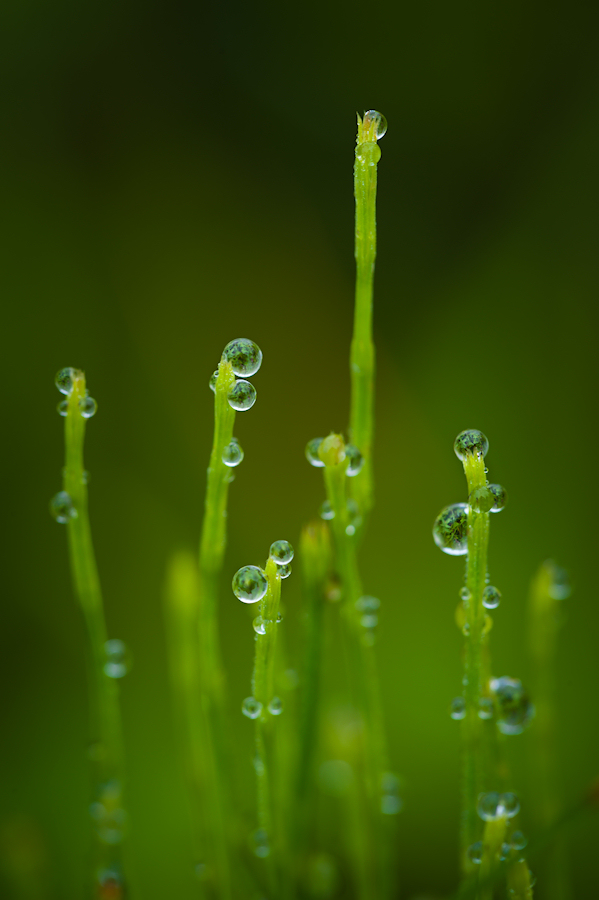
left=3, top=1, right=598, bottom=897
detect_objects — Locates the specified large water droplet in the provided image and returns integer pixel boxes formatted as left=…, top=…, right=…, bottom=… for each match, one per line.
left=223, top=338, right=263, bottom=377
left=306, top=437, right=325, bottom=467
left=477, top=791, right=520, bottom=821
left=490, top=676, right=534, bottom=735
left=103, top=639, right=131, bottom=678
left=79, top=395, right=97, bottom=418
left=227, top=379, right=256, bottom=411
left=345, top=444, right=364, bottom=477
left=241, top=697, right=262, bottom=719
left=268, top=696, right=283, bottom=716
left=356, top=141, right=381, bottom=165
left=450, top=697, right=466, bottom=720
left=269, top=540, right=294, bottom=565
left=55, top=367, right=76, bottom=395
left=454, top=430, right=489, bottom=461
left=249, top=827, right=270, bottom=858
left=49, top=491, right=77, bottom=523
left=209, top=370, right=218, bottom=392
left=232, top=566, right=268, bottom=603
left=363, top=109, right=388, bottom=139
left=467, top=841, right=483, bottom=864
left=222, top=437, right=244, bottom=467
left=482, top=586, right=502, bottom=609
left=433, top=503, right=468, bottom=555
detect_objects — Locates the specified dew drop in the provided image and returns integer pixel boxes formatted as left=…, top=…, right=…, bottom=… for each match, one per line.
left=450, top=697, right=466, bottom=720
left=306, top=437, right=325, bottom=467
left=222, top=338, right=263, bottom=377
left=489, top=676, right=534, bottom=735
left=454, top=429, right=489, bottom=461
left=432, top=503, right=469, bottom=555
left=55, top=367, right=76, bottom=395
left=103, top=640, right=131, bottom=679
left=361, top=613, right=378, bottom=629
left=222, top=437, right=244, bottom=467
left=249, top=827, right=270, bottom=858
left=79, top=395, right=97, bottom=418
left=467, top=841, right=483, bottom=864
left=355, top=141, right=381, bottom=165
left=477, top=791, right=520, bottom=821
left=482, top=585, right=502, bottom=609
left=380, top=772, right=402, bottom=815
left=253, top=616, right=267, bottom=635
left=50, top=491, right=77, bottom=523
left=500, top=842, right=511, bottom=861
left=363, top=109, right=388, bottom=139
left=502, top=792, right=520, bottom=818
left=511, top=830, right=527, bottom=850
left=228, top=379, right=256, bottom=411
left=268, top=696, right=283, bottom=716
left=57, top=399, right=68, bottom=416
left=278, top=563, right=292, bottom=579
left=90, top=780, right=127, bottom=845
left=232, top=566, right=268, bottom=603
left=478, top=697, right=494, bottom=720
left=209, top=370, right=218, bottom=392
left=319, top=500, right=335, bottom=520
left=345, top=444, right=364, bottom=477
left=269, top=540, right=294, bottom=565
left=460, top=586, right=471, bottom=602
left=356, top=595, right=380, bottom=612
left=242, top=697, right=262, bottom=719
left=345, top=498, right=362, bottom=536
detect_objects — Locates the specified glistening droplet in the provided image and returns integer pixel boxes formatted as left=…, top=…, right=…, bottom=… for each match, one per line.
left=450, top=697, right=466, bottom=720
left=363, top=109, right=388, bottom=139
left=103, top=640, right=131, bottom=679
left=467, top=841, right=483, bottom=864
left=222, top=338, right=263, bottom=377
left=269, top=540, right=294, bottom=565
left=433, top=503, right=468, bottom=555
left=55, top=367, right=76, bottom=395
left=227, top=379, right=256, bottom=411
left=268, top=696, right=283, bottom=716
left=50, top=491, right=77, bottom=523
left=482, top=586, right=502, bottom=609
left=209, top=370, right=218, bottom=392
left=79, top=395, right=97, bottom=418
left=454, top=430, right=489, bottom=461
left=241, top=697, right=262, bottom=719
left=222, top=438, right=244, bottom=467
left=490, top=676, right=534, bottom=735
left=345, top=444, right=364, bottom=477
left=306, top=437, right=324, bottom=467
left=232, top=566, right=268, bottom=604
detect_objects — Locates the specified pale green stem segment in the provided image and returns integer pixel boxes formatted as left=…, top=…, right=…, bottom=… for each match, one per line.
left=460, top=452, right=490, bottom=872
left=506, top=858, right=535, bottom=899
left=479, top=815, right=507, bottom=900
left=319, top=434, right=392, bottom=900
left=62, top=372, right=125, bottom=874
left=350, top=113, right=383, bottom=519
left=251, top=559, right=282, bottom=895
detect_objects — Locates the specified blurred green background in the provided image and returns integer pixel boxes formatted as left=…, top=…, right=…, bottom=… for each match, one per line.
left=3, top=0, right=599, bottom=897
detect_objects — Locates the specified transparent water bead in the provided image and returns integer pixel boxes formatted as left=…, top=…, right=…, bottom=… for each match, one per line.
left=469, top=483, right=507, bottom=514
left=103, top=640, right=130, bottom=679
left=478, top=697, right=494, bottom=720
left=223, top=338, right=262, bottom=377
left=253, top=616, right=268, bottom=635
left=209, top=369, right=218, bottom=392
left=467, top=841, right=483, bottom=864
left=345, top=444, right=364, bottom=477
left=232, top=565, right=268, bottom=603
left=250, top=828, right=270, bottom=858
left=306, top=437, right=325, bottom=467
left=55, top=367, right=76, bottom=395
left=363, top=109, right=388, bottom=139
left=241, top=697, right=262, bottom=719
left=490, top=676, right=534, bottom=735
left=319, top=500, right=335, bottom=520
left=278, top=563, right=292, bottom=579
left=222, top=438, right=244, bottom=467
left=460, top=586, right=471, bottom=602
left=228, top=379, right=256, bottom=411
left=380, top=772, right=402, bottom=815
left=454, top=429, right=489, bottom=461
left=450, top=697, right=466, bottom=720
left=57, top=399, right=68, bottom=416
left=269, top=540, right=294, bottom=565
left=477, top=791, right=520, bottom=821
left=482, top=586, right=502, bottom=609
left=49, top=491, right=77, bottom=523
left=346, top=498, right=362, bottom=536
left=79, top=395, right=97, bottom=418
left=432, top=503, right=469, bottom=555
left=355, top=141, right=381, bottom=165
left=511, top=830, right=527, bottom=850
left=268, top=696, right=283, bottom=716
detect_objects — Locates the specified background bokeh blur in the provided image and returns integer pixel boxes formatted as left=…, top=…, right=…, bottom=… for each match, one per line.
left=3, top=1, right=599, bottom=897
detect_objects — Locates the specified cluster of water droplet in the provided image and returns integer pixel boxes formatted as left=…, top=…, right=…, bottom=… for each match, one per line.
left=477, top=791, right=520, bottom=821
left=89, top=780, right=127, bottom=845
left=49, top=490, right=77, bottom=524
left=209, top=338, right=262, bottom=413
left=489, top=676, right=535, bottom=735
left=103, top=639, right=131, bottom=679
left=55, top=367, right=97, bottom=419
left=305, top=436, right=364, bottom=477
left=355, top=110, right=387, bottom=167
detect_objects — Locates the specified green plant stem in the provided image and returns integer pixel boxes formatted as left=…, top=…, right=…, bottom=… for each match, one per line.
left=350, top=113, right=382, bottom=519
left=62, top=372, right=125, bottom=873
left=460, top=452, right=490, bottom=871
left=479, top=815, right=507, bottom=900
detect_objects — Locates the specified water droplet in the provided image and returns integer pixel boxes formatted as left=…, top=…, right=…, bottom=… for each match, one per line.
left=278, top=563, right=292, bottom=579
left=432, top=503, right=469, bottom=555
left=269, top=540, right=294, bottom=565
left=361, top=613, right=378, bottom=629
left=478, top=697, right=494, bottom=720
left=345, top=498, right=362, bottom=536
left=511, top=830, right=527, bottom=850
left=253, top=616, right=267, bottom=635
left=268, top=696, right=283, bottom=716
left=355, top=141, right=381, bottom=165
left=499, top=842, right=512, bottom=861
left=356, top=596, right=380, bottom=612
left=345, top=444, right=364, bottom=477
left=223, top=338, right=263, bottom=377
left=57, top=399, right=68, bottom=416
left=548, top=563, right=571, bottom=600
left=90, top=780, right=127, bottom=844
left=103, top=639, right=130, bottom=679
left=482, top=586, right=502, bottom=609
left=462, top=622, right=471, bottom=636
left=380, top=772, right=402, bottom=815
left=319, top=500, right=335, bottom=520
left=222, top=437, right=244, bottom=467
left=209, top=369, right=218, bottom=392
left=249, top=827, right=270, bottom=858
left=55, top=367, right=76, bottom=395
left=460, top=586, right=471, bottom=601
left=242, top=697, right=262, bottom=719
left=49, top=491, right=77, bottom=523
left=489, top=676, right=534, bottom=735
left=306, top=437, right=325, bottom=467
left=79, top=395, right=97, bottom=418
left=228, top=379, right=256, bottom=411
left=450, top=697, right=466, bottom=720
left=276, top=611, right=283, bottom=623
left=467, top=841, right=483, bottom=864
left=454, top=430, right=489, bottom=461
left=477, top=791, right=520, bottom=821
left=232, top=566, right=268, bottom=603
left=363, top=109, right=388, bottom=139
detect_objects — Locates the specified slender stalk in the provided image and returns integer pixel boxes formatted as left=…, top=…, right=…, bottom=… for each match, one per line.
left=479, top=815, right=507, bottom=900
